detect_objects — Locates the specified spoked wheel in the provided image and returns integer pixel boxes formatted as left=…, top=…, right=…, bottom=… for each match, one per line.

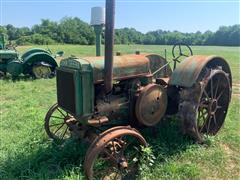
left=179, top=68, right=231, bottom=142
left=84, top=126, right=147, bottom=180
left=197, top=69, right=231, bottom=136
left=44, top=103, right=76, bottom=142
left=32, top=65, right=53, bottom=79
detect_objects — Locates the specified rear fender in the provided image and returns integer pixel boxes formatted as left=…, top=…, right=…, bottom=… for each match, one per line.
left=21, top=48, right=50, bottom=60
left=22, top=52, right=58, bottom=74
left=169, top=55, right=232, bottom=88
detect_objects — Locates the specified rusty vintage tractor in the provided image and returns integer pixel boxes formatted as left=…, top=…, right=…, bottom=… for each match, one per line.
left=0, top=34, right=63, bottom=79
left=44, top=0, right=232, bottom=179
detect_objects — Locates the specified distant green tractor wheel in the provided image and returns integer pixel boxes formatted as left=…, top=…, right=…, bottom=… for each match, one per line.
left=32, top=65, right=52, bottom=79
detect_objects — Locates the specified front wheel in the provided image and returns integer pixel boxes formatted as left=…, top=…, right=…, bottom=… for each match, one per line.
left=84, top=126, right=148, bottom=180
left=44, top=103, right=75, bottom=142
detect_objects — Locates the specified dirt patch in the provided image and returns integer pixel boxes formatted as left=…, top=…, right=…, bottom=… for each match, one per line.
left=232, top=83, right=240, bottom=87
left=232, top=82, right=240, bottom=98
left=220, top=143, right=233, bottom=155
left=220, top=143, right=240, bottom=177
left=232, top=94, right=240, bottom=99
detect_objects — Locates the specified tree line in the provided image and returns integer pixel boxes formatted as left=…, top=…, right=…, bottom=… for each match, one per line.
left=0, top=17, right=239, bottom=46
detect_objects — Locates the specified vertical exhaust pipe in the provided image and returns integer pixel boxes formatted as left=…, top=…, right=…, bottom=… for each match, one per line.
left=104, top=0, right=115, bottom=94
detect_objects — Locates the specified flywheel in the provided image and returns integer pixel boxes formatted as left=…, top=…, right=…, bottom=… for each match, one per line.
left=135, top=84, right=168, bottom=126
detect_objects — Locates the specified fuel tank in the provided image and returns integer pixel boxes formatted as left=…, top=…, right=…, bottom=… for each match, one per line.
left=60, top=53, right=171, bottom=84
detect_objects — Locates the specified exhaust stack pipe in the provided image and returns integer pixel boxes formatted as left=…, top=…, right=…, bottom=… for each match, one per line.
left=104, top=0, right=115, bottom=94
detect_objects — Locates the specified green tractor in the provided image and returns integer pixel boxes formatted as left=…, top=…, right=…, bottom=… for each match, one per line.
left=0, top=34, right=62, bottom=79
left=44, top=1, right=232, bottom=179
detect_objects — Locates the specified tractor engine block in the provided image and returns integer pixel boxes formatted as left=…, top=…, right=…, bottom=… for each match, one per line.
left=56, top=54, right=170, bottom=127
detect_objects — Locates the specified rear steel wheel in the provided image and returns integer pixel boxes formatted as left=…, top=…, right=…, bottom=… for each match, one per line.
left=179, top=68, right=231, bottom=142
left=44, top=103, right=75, bottom=142
left=197, top=69, right=231, bottom=135
left=32, top=65, right=52, bottom=79
left=84, top=126, right=147, bottom=180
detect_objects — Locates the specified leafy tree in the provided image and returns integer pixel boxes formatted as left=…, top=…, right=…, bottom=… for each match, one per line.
left=58, top=17, right=95, bottom=45
left=32, top=19, right=59, bottom=42
left=143, top=32, right=156, bottom=44
left=2, top=17, right=239, bottom=46
left=6, top=24, right=19, bottom=40
left=16, top=34, right=56, bottom=45
left=0, top=26, right=7, bottom=35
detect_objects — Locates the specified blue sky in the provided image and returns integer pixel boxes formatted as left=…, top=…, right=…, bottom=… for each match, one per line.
left=1, top=0, right=239, bottom=33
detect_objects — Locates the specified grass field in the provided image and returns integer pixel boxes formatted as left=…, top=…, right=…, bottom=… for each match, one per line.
left=0, top=45, right=239, bottom=179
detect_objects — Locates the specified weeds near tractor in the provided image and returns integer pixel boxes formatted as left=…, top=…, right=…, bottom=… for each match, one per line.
left=138, top=146, right=156, bottom=177
left=0, top=45, right=239, bottom=179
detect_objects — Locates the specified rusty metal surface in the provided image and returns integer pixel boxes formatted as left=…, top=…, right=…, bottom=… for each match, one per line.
left=80, top=53, right=172, bottom=84
left=104, top=0, right=115, bottom=94
left=135, top=84, right=167, bottom=126
left=84, top=126, right=147, bottom=180
left=87, top=116, right=109, bottom=127
left=96, top=96, right=128, bottom=113
left=169, top=55, right=232, bottom=88
left=83, top=54, right=151, bottom=83
left=60, top=53, right=172, bottom=84
left=178, top=68, right=231, bottom=142
left=147, top=54, right=172, bottom=78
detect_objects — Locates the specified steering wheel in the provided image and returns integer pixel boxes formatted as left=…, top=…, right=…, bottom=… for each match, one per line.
left=172, top=43, right=193, bottom=69
left=172, top=43, right=193, bottom=61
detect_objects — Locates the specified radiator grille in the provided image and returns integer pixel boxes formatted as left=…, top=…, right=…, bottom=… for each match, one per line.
left=56, top=69, right=76, bottom=114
